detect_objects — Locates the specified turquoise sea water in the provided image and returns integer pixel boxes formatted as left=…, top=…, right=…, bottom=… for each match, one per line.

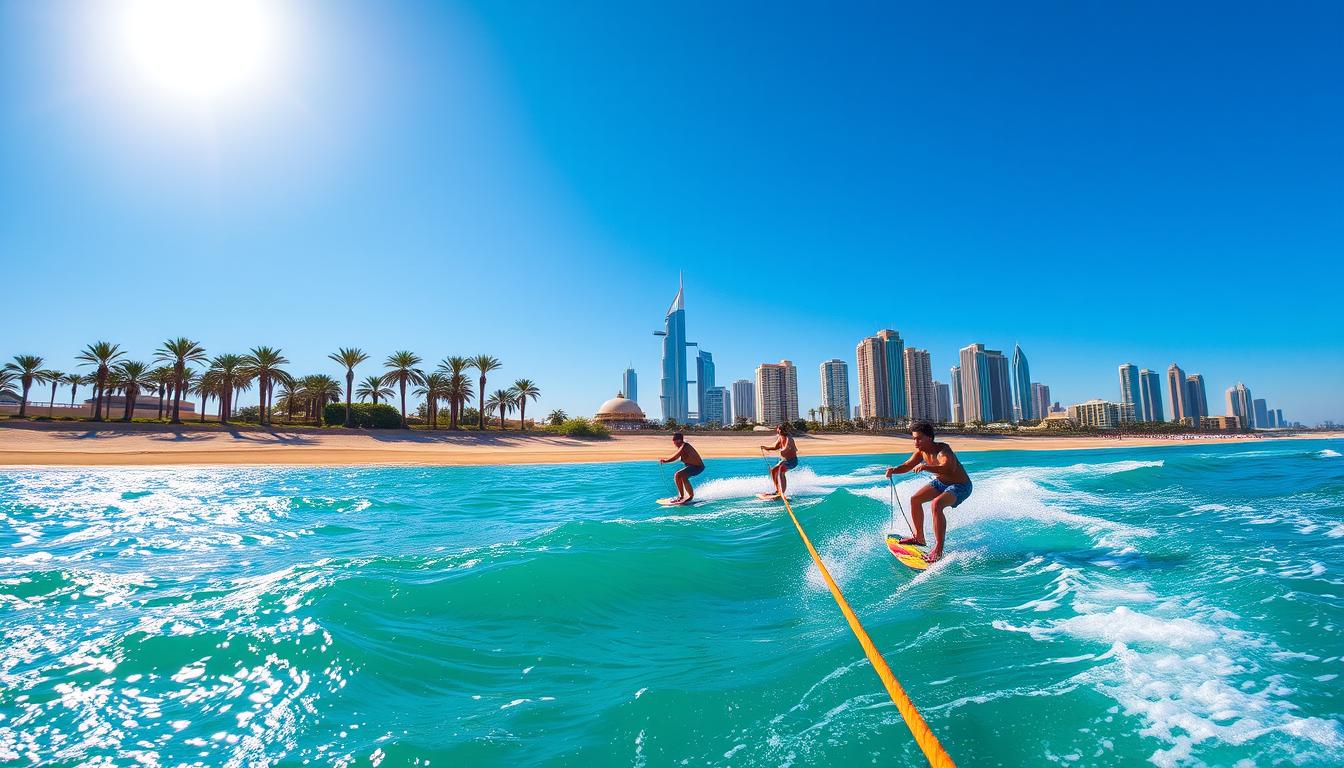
left=1, top=439, right=1342, bottom=767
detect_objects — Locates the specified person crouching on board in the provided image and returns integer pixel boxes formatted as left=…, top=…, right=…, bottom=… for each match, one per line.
left=659, top=432, right=705, bottom=505
left=884, top=420, right=972, bottom=563
left=760, top=424, right=799, bottom=500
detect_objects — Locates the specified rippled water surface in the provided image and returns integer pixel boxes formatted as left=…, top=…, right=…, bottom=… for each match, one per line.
left=2, top=439, right=1342, bottom=766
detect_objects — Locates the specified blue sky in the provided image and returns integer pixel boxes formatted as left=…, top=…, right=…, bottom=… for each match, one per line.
left=2, top=1, right=1341, bottom=423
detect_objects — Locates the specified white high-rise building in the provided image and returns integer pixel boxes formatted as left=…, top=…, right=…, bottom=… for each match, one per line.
left=950, top=366, right=963, bottom=423
left=818, top=359, right=850, bottom=426
left=855, top=330, right=905, bottom=424
left=903, top=348, right=936, bottom=422
left=755, top=360, right=799, bottom=426
left=732, top=380, right=756, bottom=424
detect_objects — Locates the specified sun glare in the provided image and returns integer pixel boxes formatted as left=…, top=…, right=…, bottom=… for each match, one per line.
left=110, top=0, right=285, bottom=108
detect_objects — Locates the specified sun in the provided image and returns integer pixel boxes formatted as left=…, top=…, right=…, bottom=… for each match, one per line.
left=110, top=0, right=286, bottom=108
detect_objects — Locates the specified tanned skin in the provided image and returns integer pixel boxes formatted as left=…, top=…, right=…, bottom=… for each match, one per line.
left=659, top=435, right=705, bottom=505
left=760, top=426, right=798, bottom=499
left=885, top=430, right=970, bottom=562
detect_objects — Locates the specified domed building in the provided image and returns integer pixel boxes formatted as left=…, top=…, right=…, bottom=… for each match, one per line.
left=594, top=392, right=646, bottom=430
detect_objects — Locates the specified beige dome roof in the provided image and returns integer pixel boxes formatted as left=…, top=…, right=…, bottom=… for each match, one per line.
left=596, top=392, right=645, bottom=419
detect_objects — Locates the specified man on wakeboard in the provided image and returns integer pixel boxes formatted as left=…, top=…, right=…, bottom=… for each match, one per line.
left=885, top=420, right=972, bottom=563
left=760, top=423, right=799, bottom=500
left=659, top=432, right=705, bottom=505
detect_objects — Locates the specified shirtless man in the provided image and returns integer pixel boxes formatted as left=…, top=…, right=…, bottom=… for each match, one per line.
left=760, top=424, right=799, bottom=500
left=884, top=420, right=972, bottom=562
left=659, top=432, right=705, bottom=505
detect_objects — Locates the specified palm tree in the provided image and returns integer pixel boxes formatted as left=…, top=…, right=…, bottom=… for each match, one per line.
left=62, top=373, right=86, bottom=409
left=381, top=351, right=425, bottom=429
left=512, top=379, right=540, bottom=431
left=39, top=369, right=63, bottom=416
left=154, top=338, right=208, bottom=424
left=356, top=375, right=392, bottom=404
left=148, top=367, right=175, bottom=420
left=546, top=409, right=567, bottom=426
left=115, top=361, right=152, bottom=421
left=298, top=374, right=342, bottom=424
left=241, top=346, right=290, bottom=427
left=3, top=356, right=46, bottom=418
left=327, top=347, right=369, bottom=428
left=76, top=342, right=125, bottom=422
left=413, top=373, right=451, bottom=430
left=0, top=370, right=18, bottom=403
left=197, top=368, right=227, bottom=423
left=208, top=354, right=246, bottom=424
left=471, top=355, right=502, bottom=430
left=485, top=388, right=517, bottom=430
left=436, top=356, right=475, bottom=429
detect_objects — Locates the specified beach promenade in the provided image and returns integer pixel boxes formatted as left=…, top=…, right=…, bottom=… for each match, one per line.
left=0, top=421, right=1330, bottom=467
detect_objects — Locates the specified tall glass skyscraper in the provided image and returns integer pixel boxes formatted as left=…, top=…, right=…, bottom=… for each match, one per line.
left=696, top=350, right=715, bottom=424
left=950, top=365, right=964, bottom=423
left=622, top=367, right=637, bottom=405
left=934, top=381, right=952, bottom=424
left=655, top=277, right=692, bottom=424
left=986, top=348, right=1010, bottom=422
left=1252, top=398, right=1269, bottom=430
left=1012, top=344, right=1032, bottom=422
left=1031, top=382, right=1051, bottom=421
left=1166, top=363, right=1187, bottom=423
left=1118, top=364, right=1142, bottom=419
left=701, top=386, right=731, bottom=427
left=1226, top=383, right=1255, bottom=428
left=1138, top=369, right=1164, bottom=422
left=1185, top=374, right=1208, bottom=421
left=819, top=359, right=850, bottom=426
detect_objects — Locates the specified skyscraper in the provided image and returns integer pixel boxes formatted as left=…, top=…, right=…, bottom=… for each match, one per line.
left=1166, top=363, right=1188, bottom=423
left=957, top=344, right=989, bottom=423
left=1012, top=345, right=1032, bottom=422
left=934, top=381, right=952, bottom=424
left=819, top=359, right=851, bottom=426
left=903, top=348, right=936, bottom=422
left=1118, top=364, right=1142, bottom=420
left=1275, top=408, right=1284, bottom=428
left=1138, top=369, right=1164, bottom=422
left=732, top=379, right=756, bottom=424
left=985, top=348, right=1011, bottom=422
left=855, top=330, right=905, bottom=424
left=1031, top=383, right=1051, bottom=423
left=950, top=365, right=963, bottom=423
left=1227, top=383, right=1254, bottom=428
left=1185, top=374, right=1208, bottom=422
left=701, top=386, right=731, bottom=427
left=655, top=277, right=693, bottom=423
left=622, top=367, right=637, bottom=406
left=696, top=350, right=715, bottom=424
left=755, top=360, right=799, bottom=426
left=1252, top=398, right=1268, bottom=430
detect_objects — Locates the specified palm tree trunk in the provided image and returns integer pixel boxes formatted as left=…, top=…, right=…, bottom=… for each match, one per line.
left=157, top=388, right=165, bottom=419
left=70, top=382, right=77, bottom=408
left=399, top=380, right=408, bottom=429
left=345, top=371, right=354, bottom=427
left=18, top=382, right=29, bottom=418
left=259, top=376, right=268, bottom=425
left=49, top=382, right=57, bottom=416
left=520, top=400, right=526, bottom=431
left=200, top=393, right=208, bottom=423
left=123, top=390, right=132, bottom=421
left=171, top=365, right=183, bottom=424
left=267, top=383, right=275, bottom=425
left=93, top=372, right=105, bottom=421
left=478, top=377, right=487, bottom=429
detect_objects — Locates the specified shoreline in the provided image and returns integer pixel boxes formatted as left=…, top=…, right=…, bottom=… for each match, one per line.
left=0, top=421, right=1336, bottom=468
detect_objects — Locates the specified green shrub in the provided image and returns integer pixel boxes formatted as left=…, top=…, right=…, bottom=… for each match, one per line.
left=322, top=402, right=403, bottom=429
left=545, top=418, right=611, bottom=438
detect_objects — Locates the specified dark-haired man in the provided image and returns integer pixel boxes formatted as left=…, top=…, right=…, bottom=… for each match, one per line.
left=884, top=420, right=972, bottom=563
left=659, top=432, right=705, bottom=505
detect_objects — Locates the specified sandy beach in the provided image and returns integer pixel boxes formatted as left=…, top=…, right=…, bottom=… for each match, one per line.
left=0, top=422, right=1334, bottom=467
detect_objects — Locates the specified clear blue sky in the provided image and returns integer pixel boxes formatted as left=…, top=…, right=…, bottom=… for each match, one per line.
left=2, top=1, right=1341, bottom=423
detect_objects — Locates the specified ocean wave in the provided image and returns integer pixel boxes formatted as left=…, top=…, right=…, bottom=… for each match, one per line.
left=1318, top=449, right=1341, bottom=458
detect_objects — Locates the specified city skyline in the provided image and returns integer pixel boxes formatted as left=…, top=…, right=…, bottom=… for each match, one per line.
left=4, top=4, right=1341, bottom=424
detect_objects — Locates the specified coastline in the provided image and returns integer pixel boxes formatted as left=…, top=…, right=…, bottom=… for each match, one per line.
left=0, top=421, right=1337, bottom=467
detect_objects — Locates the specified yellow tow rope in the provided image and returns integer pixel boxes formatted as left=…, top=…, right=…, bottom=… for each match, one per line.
left=778, top=492, right=957, bottom=767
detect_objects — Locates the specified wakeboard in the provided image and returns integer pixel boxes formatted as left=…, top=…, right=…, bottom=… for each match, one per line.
left=886, top=534, right=931, bottom=571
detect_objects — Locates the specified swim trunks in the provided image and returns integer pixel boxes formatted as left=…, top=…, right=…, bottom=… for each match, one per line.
left=777, top=457, right=798, bottom=470
left=682, top=464, right=705, bottom=477
left=930, top=478, right=972, bottom=507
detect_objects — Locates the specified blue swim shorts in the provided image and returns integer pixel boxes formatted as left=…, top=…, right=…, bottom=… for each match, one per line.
left=681, top=464, right=705, bottom=477
left=930, top=479, right=972, bottom=507
left=777, top=457, right=798, bottom=470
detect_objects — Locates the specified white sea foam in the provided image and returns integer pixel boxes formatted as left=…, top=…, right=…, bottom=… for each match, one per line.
left=1318, top=449, right=1341, bottom=458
